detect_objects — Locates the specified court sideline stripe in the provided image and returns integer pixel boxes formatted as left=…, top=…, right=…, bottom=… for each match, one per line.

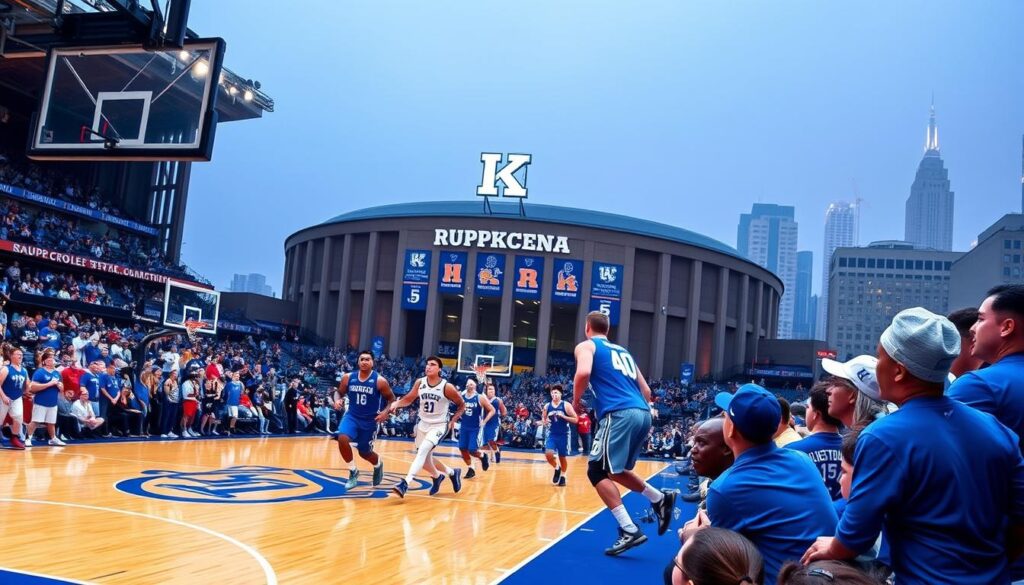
left=490, top=464, right=669, bottom=585
left=0, top=566, right=89, bottom=585
left=0, top=499, right=278, bottom=585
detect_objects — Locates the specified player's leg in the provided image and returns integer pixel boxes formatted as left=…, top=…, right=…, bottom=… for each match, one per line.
left=337, top=416, right=361, bottom=488
left=544, top=433, right=562, bottom=484
left=556, top=434, right=569, bottom=486
left=356, top=424, right=385, bottom=486
left=0, top=399, right=21, bottom=449
left=457, top=427, right=475, bottom=476
left=588, top=412, right=648, bottom=556
left=471, top=428, right=489, bottom=471
left=605, top=409, right=675, bottom=537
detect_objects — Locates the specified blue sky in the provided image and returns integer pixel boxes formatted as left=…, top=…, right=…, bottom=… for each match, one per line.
left=184, top=1, right=1024, bottom=296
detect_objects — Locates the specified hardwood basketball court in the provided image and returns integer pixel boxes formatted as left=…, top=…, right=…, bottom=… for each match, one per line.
left=0, top=436, right=667, bottom=584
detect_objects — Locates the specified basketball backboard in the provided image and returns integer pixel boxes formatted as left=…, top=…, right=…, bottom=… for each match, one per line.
left=456, top=339, right=513, bottom=377
left=163, top=280, right=220, bottom=336
left=27, top=39, right=225, bottom=161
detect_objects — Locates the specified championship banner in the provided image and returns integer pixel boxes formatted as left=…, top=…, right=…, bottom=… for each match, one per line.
left=437, top=251, right=467, bottom=294
left=401, top=249, right=431, bottom=310
left=513, top=255, right=544, bottom=300
left=0, top=240, right=209, bottom=288
left=589, top=262, right=623, bottom=326
left=0, top=182, right=159, bottom=236
left=474, top=252, right=506, bottom=298
left=551, top=258, right=583, bottom=304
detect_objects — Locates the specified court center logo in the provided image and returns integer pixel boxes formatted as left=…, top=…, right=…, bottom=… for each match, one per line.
left=116, top=465, right=430, bottom=504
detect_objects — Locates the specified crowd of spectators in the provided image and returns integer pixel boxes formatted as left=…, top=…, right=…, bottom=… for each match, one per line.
left=0, top=260, right=153, bottom=311
left=0, top=155, right=207, bottom=284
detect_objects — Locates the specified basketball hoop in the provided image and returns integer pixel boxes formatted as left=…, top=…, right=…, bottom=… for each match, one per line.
left=473, top=365, right=490, bottom=384
left=183, top=320, right=206, bottom=345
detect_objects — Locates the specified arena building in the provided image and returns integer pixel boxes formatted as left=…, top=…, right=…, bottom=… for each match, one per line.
left=283, top=201, right=783, bottom=379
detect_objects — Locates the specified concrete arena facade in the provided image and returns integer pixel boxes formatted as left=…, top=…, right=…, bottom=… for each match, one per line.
left=283, top=201, right=783, bottom=379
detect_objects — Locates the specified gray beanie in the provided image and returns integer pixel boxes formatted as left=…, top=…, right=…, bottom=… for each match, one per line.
left=880, top=307, right=960, bottom=383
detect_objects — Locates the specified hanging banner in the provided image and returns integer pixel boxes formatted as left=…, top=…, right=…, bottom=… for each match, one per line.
left=589, top=262, right=623, bottom=326
left=371, top=336, right=386, bottom=358
left=513, top=255, right=544, bottom=300
left=680, top=363, right=695, bottom=386
left=550, top=258, right=583, bottom=304
left=474, top=252, right=506, bottom=298
left=400, top=249, right=431, bottom=310
left=551, top=258, right=583, bottom=304
left=437, top=251, right=467, bottom=294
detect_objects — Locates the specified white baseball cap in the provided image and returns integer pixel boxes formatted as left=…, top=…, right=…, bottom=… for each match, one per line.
left=821, top=355, right=881, bottom=401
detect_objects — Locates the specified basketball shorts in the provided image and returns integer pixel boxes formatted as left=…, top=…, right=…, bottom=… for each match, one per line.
left=31, top=405, right=57, bottom=425
left=227, top=405, right=239, bottom=418
left=0, top=396, right=23, bottom=425
left=339, top=415, right=378, bottom=454
left=183, top=401, right=198, bottom=417
left=415, top=421, right=448, bottom=450
left=483, top=422, right=499, bottom=444
left=545, top=433, right=571, bottom=457
left=458, top=426, right=482, bottom=452
left=589, top=408, right=652, bottom=474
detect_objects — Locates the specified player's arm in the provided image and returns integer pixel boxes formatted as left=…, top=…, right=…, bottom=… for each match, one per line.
left=333, top=373, right=350, bottom=408
left=389, top=379, right=421, bottom=411
left=572, top=340, right=595, bottom=414
left=498, top=397, right=507, bottom=417
left=479, top=394, right=496, bottom=426
left=541, top=402, right=550, bottom=426
left=444, top=383, right=466, bottom=431
left=0, top=366, right=9, bottom=404
left=636, top=369, right=657, bottom=418
left=562, top=402, right=579, bottom=425
left=374, top=377, right=397, bottom=423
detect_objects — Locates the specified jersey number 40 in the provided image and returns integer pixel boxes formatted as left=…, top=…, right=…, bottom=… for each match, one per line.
left=610, top=349, right=637, bottom=379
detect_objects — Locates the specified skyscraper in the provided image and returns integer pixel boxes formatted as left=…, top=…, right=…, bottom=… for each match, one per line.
left=904, top=102, right=954, bottom=251
left=230, top=273, right=275, bottom=297
left=792, top=250, right=815, bottom=339
left=817, top=201, right=859, bottom=339
left=737, top=203, right=798, bottom=339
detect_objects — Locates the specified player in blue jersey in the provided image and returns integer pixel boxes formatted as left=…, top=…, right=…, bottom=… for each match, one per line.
left=542, top=384, right=578, bottom=487
left=483, top=382, right=507, bottom=463
left=0, top=345, right=30, bottom=449
left=334, top=350, right=396, bottom=489
left=457, top=378, right=495, bottom=478
left=572, top=311, right=675, bottom=556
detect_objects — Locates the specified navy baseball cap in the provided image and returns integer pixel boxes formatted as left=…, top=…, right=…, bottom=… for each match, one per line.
left=714, top=384, right=782, bottom=444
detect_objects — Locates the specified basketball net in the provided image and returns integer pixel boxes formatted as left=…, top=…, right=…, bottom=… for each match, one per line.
left=183, top=320, right=205, bottom=345
left=473, top=365, right=490, bottom=384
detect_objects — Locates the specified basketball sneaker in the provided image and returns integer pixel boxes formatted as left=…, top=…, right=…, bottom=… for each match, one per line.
left=24, top=438, right=32, bottom=447
left=451, top=468, right=462, bottom=493
left=652, top=490, right=677, bottom=536
left=604, top=527, right=648, bottom=556
left=495, top=450, right=501, bottom=463
left=558, top=476, right=566, bottom=487
left=429, top=473, right=446, bottom=496
left=49, top=437, right=67, bottom=446
left=392, top=479, right=408, bottom=499
left=9, top=435, right=24, bottom=450
left=481, top=453, right=489, bottom=471
left=345, top=469, right=360, bottom=490
left=465, top=468, right=476, bottom=479
left=372, top=462, right=384, bottom=486
left=552, top=467, right=562, bottom=484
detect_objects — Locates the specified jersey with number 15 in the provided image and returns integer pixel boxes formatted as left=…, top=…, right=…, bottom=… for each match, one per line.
left=589, top=337, right=648, bottom=418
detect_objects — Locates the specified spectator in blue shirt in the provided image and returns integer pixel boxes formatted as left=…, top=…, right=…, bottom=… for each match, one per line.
left=786, top=383, right=844, bottom=500
left=224, top=371, right=243, bottom=435
left=803, top=307, right=1024, bottom=585
left=948, top=284, right=1024, bottom=441
left=695, top=384, right=837, bottom=584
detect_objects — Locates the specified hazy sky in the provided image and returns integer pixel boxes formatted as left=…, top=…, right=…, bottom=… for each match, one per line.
left=184, top=1, right=1024, bottom=296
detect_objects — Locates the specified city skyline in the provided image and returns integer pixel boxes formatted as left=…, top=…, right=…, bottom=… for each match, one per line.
left=182, top=2, right=1024, bottom=297
left=737, top=203, right=798, bottom=338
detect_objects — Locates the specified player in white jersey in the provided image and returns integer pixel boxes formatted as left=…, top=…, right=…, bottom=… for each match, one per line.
left=388, top=356, right=466, bottom=498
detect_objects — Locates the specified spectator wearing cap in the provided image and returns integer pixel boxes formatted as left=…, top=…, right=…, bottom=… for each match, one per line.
left=690, top=384, right=836, bottom=584
left=802, top=307, right=1024, bottom=585
left=945, top=307, right=983, bottom=380
left=786, top=382, right=844, bottom=500
left=820, top=355, right=883, bottom=428
left=773, top=397, right=803, bottom=447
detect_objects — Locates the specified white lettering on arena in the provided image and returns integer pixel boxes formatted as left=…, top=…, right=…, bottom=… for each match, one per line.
left=492, top=231, right=507, bottom=248
left=464, top=230, right=478, bottom=246
left=554, top=237, right=570, bottom=254
left=537, top=234, right=553, bottom=253
left=507, top=233, right=522, bottom=249
left=523, top=233, right=537, bottom=250
left=434, top=229, right=448, bottom=246
left=477, top=231, right=492, bottom=247
left=431, top=229, right=570, bottom=254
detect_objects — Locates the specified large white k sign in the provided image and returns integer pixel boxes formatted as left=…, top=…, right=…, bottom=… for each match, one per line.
left=477, top=153, right=532, bottom=198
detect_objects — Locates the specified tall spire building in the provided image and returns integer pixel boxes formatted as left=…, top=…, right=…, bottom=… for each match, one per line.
left=905, top=101, right=954, bottom=251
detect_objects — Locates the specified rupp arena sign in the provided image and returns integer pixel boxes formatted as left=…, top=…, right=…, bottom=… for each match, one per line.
left=433, top=228, right=570, bottom=254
